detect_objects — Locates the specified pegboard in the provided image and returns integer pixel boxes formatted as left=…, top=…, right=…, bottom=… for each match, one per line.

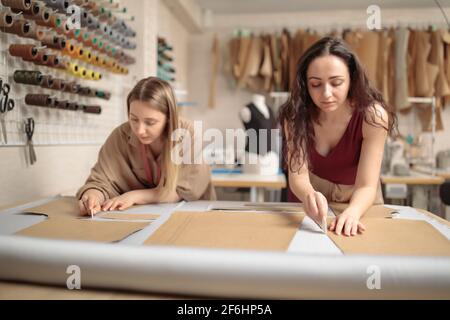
left=0, top=1, right=134, bottom=147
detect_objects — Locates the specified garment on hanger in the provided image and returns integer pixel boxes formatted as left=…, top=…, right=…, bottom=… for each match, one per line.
left=407, top=29, right=417, bottom=99
left=377, top=30, right=392, bottom=104
left=430, top=29, right=450, bottom=99
left=395, top=28, right=411, bottom=111
left=388, top=28, right=397, bottom=108
left=344, top=30, right=380, bottom=89
left=280, top=29, right=291, bottom=92
left=242, top=102, right=275, bottom=155
left=289, top=29, right=305, bottom=91
left=260, top=35, right=273, bottom=92
left=269, top=34, right=282, bottom=92
left=414, top=31, right=432, bottom=96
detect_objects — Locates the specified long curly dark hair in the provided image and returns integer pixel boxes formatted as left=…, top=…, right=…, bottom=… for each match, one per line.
left=278, top=36, right=397, bottom=174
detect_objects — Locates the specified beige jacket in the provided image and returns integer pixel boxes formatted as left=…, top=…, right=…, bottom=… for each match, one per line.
left=77, top=118, right=216, bottom=202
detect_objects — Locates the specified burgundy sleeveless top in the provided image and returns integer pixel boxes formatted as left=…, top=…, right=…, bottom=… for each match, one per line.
left=288, top=111, right=364, bottom=202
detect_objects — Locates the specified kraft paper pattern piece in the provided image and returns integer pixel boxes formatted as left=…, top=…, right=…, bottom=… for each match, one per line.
left=16, top=219, right=148, bottom=243
left=95, top=213, right=160, bottom=221
left=329, top=203, right=396, bottom=219
left=328, top=218, right=450, bottom=257
left=145, top=211, right=304, bottom=251
left=23, top=197, right=83, bottom=219
left=16, top=197, right=149, bottom=243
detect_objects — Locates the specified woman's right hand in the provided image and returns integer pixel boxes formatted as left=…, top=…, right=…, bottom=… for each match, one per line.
left=78, top=189, right=105, bottom=216
left=303, top=191, right=328, bottom=230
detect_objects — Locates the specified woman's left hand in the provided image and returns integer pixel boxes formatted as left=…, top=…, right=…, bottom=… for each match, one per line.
left=329, top=209, right=366, bottom=236
left=101, top=192, right=137, bottom=211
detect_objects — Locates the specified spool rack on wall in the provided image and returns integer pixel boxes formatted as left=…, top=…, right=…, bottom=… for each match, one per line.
left=0, top=0, right=137, bottom=147
left=156, top=36, right=175, bottom=83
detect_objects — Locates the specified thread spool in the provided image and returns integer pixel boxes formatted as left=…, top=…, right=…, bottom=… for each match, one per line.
left=3, top=19, right=28, bottom=37
left=25, top=94, right=54, bottom=107
left=93, top=71, right=101, bottom=80
left=67, top=28, right=82, bottom=41
left=21, top=20, right=39, bottom=39
left=63, top=81, right=80, bottom=93
left=55, top=99, right=69, bottom=109
left=42, top=34, right=62, bottom=49
left=13, top=70, right=42, bottom=85
left=78, top=66, right=87, bottom=79
left=83, top=105, right=101, bottom=114
left=39, top=75, right=54, bottom=89
left=68, top=62, right=79, bottom=76
left=78, top=86, right=91, bottom=96
left=9, top=44, right=37, bottom=59
left=64, top=41, right=76, bottom=56
left=67, top=102, right=78, bottom=111
left=0, top=9, right=14, bottom=28
left=47, top=78, right=64, bottom=91
left=1, top=0, right=31, bottom=11
left=31, top=50, right=49, bottom=65
left=45, top=54, right=60, bottom=68
left=85, top=69, right=95, bottom=80
left=74, top=45, right=84, bottom=59
left=42, top=0, right=69, bottom=12
left=82, top=49, right=91, bottom=62
left=95, top=90, right=110, bottom=100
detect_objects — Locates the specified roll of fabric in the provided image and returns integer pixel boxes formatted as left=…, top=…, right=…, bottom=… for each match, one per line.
left=13, top=70, right=42, bottom=85
left=83, top=105, right=101, bottom=114
left=9, top=44, right=37, bottom=59
left=1, top=0, right=31, bottom=11
left=25, top=94, right=54, bottom=107
left=0, top=9, right=14, bottom=28
left=39, top=75, right=54, bottom=89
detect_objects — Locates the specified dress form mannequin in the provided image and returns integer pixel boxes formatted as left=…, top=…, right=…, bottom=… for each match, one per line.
left=240, top=94, right=270, bottom=123
left=239, top=94, right=279, bottom=176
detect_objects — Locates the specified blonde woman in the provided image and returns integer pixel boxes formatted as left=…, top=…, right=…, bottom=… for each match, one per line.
left=77, top=77, right=216, bottom=215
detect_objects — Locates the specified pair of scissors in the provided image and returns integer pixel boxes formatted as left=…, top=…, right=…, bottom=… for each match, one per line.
left=25, top=118, right=37, bottom=165
left=0, top=79, right=15, bottom=144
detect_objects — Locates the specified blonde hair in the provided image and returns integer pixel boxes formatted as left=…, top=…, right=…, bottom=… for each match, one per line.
left=126, top=77, right=179, bottom=198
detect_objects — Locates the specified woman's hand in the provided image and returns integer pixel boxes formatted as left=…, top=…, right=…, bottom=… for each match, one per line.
left=303, top=191, right=328, bottom=231
left=78, top=189, right=105, bottom=216
left=101, top=191, right=137, bottom=211
left=329, top=209, right=366, bottom=236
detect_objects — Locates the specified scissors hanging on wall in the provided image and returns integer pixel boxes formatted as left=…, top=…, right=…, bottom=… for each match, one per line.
left=0, top=78, right=15, bottom=145
left=24, top=117, right=37, bottom=165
